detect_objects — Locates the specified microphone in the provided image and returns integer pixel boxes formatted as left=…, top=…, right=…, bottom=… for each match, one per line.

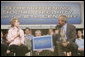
left=16, top=26, right=21, bottom=38
left=55, top=24, right=62, bottom=30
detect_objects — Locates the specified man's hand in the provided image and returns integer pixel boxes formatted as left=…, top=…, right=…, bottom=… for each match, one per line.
left=50, top=48, right=54, bottom=52
left=78, top=48, right=84, bottom=51
left=37, top=50, right=43, bottom=53
left=55, top=30, right=59, bottom=34
left=61, top=42, right=68, bottom=47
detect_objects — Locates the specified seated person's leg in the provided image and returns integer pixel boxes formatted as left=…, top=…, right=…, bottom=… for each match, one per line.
left=1, top=44, right=8, bottom=56
left=78, top=50, right=84, bottom=56
left=15, top=45, right=29, bottom=56
left=69, top=42, right=78, bottom=56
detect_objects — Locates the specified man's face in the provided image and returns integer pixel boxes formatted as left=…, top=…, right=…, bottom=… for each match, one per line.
left=25, top=29, right=30, bottom=34
left=58, top=16, right=65, bottom=26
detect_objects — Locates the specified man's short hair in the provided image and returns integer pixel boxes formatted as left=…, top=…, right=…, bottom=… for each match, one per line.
left=58, top=15, right=68, bottom=22
left=25, top=27, right=31, bottom=31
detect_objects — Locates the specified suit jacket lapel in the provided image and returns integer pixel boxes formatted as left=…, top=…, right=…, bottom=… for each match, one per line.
left=66, top=23, right=69, bottom=39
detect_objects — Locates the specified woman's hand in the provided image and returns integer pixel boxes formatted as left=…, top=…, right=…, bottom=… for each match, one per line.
left=6, top=50, right=11, bottom=54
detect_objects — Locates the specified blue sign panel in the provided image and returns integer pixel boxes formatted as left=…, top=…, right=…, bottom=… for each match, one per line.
left=32, top=35, right=53, bottom=51
left=1, top=1, right=81, bottom=25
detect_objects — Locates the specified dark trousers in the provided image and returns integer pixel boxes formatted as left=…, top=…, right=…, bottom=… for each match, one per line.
left=69, top=42, right=78, bottom=56
left=9, top=45, right=28, bottom=56
left=1, top=44, right=8, bottom=56
left=54, top=42, right=78, bottom=56
left=78, top=51, right=84, bottom=56
left=39, top=50, right=54, bottom=56
left=32, top=50, right=54, bottom=56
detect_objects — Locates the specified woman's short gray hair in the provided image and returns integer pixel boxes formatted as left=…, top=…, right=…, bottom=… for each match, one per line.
left=35, top=30, right=41, bottom=34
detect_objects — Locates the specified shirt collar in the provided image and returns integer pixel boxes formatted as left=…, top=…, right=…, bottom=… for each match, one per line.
left=63, top=23, right=67, bottom=27
left=11, top=27, right=20, bottom=30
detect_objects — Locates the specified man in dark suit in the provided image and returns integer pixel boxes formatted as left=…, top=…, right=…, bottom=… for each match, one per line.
left=53, top=15, right=78, bottom=56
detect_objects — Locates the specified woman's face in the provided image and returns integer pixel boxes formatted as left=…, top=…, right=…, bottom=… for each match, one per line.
left=78, top=31, right=83, bottom=38
left=13, top=20, right=20, bottom=27
left=35, top=33, right=41, bottom=37
left=1, top=33, right=3, bottom=38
